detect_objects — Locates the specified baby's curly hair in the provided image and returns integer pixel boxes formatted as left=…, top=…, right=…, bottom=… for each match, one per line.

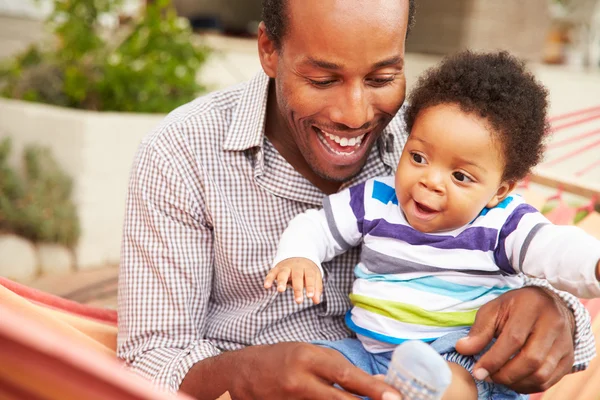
left=404, top=50, right=549, bottom=182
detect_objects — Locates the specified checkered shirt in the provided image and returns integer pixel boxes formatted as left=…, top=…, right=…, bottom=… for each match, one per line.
left=117, top=71, right=595, bottom=392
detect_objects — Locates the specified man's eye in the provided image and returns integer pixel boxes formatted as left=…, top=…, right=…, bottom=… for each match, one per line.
left=453, top=172, right=472, bottom=183
left=368, top=76, right=396, bottom=87
left=411, top=153, right=426, bottom=164
left=308, top=79, right=336, bottom=88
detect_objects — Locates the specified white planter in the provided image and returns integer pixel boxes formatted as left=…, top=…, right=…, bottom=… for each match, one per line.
left=0, top=98, right=164, bottom=269
left=0, top=234, right=38, bottom=281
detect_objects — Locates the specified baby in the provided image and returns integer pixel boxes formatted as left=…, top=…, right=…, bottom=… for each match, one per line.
left=264, top=51, right=600, bottom=399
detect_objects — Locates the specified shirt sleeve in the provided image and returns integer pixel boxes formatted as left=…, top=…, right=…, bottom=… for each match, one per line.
left=495, top=201, right=598, bottom=371
left=495, top=203, right=600, bottom=298
left=272, top=182, right=367, bottom=276
left=117, top=136, right=220, bottom=392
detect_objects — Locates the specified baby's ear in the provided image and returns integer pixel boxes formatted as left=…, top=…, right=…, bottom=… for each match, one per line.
left=486, top=181, right=517, bottom=208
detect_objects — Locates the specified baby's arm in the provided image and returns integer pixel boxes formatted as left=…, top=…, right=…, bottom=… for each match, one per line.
left=266, top=184, right=367, bottom=303
left=503, top=208, right=600, bottom=297
left=264, top=208, right=350, bottom=304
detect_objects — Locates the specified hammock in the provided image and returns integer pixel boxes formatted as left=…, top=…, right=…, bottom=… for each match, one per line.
left=0, top=277, right=192, bottom=400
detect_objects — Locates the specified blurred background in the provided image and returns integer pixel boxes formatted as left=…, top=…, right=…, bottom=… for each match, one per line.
left=0, top=0, right=599, bottom=308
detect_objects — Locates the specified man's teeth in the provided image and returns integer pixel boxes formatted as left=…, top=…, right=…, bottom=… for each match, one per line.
left=321, top=130, right=365, bottom=147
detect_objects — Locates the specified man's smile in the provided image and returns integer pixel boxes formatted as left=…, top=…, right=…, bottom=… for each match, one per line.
left=314, top=126, right=371, bottom=156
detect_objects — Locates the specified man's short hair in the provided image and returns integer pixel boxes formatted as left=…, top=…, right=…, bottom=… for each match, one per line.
left=262, top=0, right=416, bottom=50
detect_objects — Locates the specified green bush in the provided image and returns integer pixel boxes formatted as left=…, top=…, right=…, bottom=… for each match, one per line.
left=0, top=0, right=209, bottom=113
left=0, top=138, right=80, bottom=247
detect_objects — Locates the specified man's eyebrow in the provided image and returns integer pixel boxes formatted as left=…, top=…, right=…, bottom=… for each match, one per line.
left=372, top=56, right=404, bottom=69
left=303, top=55, right=404, bottom=71
left=304, top=57, right=342, bottom=70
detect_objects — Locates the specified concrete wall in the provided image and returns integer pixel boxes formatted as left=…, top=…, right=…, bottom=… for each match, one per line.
left=407, top=0, right=551, bottom=61
left=173, top=0, right=262, bottom=31
left=0, top=15, right=44, bottom=60
left=0, top=98, right=164, bottom=269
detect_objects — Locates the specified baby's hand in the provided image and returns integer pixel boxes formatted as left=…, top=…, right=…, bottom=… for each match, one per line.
left=264, top=258, right=323, bottom=304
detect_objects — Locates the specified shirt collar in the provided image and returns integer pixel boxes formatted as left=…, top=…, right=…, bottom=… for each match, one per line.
left=222, top=71, right=270, bottom=151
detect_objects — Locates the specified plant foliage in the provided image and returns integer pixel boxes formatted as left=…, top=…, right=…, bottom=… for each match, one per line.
left=0, top=0, right=209, bottom=113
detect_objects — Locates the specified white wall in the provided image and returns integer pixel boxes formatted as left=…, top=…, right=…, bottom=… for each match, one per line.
left=0, top=0, right=52, bottom=19
left=0, top=0, right=142, bottom=18
left=0, top=98, right=164, bottom=269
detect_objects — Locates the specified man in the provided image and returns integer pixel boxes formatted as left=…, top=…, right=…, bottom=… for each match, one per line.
left=118, top=1, right=595, bottom=399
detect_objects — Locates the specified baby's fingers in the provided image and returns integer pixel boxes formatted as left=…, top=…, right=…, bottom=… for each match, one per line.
left=304, top=268, right=321, bottom=304
left=312, top=274, right=323, bottom=305
left=275, top=268, right=293, bottom=292
left=291, top=268, right=307, bottom=304
left=265, top=267, right=292, bottom=293
left=264, top=269, right=279, bottom=289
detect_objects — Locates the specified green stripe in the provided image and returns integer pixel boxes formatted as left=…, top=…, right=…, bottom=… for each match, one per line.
left=350, top=293, right=477, bottom=327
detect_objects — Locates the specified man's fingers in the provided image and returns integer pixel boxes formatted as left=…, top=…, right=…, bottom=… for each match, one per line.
left=507, top=354, right=572, bottom=394
left=488, top=329, right=557, bottom=387
left=472, top=317, right=535, bottom=380
left=300, top=382, right=381, bottom=400
left=310, top=349, right=402, bottom=400
left=493, top=325, right=559, bottom=385
left=455, top=302, right=499, bottom=357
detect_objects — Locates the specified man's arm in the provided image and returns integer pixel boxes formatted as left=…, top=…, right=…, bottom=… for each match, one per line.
left=524, top=277, right=595, bottom=373
left=118, top=137, right=220, bottom=392
left=180, top=342, right=403, bottom=400
left=456, top=282, right=595, bottom=393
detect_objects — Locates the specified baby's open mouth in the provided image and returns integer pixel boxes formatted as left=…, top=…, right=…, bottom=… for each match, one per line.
left=415, top=201, right=438, bottom=214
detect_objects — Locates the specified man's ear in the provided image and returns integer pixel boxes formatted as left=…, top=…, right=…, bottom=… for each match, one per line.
left=257, top=22, right=279, bottom=78
left=486, top=180, right=517, bottom=208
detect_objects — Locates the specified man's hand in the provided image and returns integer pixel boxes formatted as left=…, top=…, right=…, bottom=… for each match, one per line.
left=455, top=287, right=575, bottom=393
left=264, top=258, right=323, bottom=304
left=181, top=342, right=403, bottom=400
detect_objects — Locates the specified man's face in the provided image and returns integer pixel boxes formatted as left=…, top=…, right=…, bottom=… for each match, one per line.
left=261, top=0, right=409, bottom=183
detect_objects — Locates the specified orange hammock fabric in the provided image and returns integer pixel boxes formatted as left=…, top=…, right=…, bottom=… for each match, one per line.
left=0, top=278, right=195, bottom=400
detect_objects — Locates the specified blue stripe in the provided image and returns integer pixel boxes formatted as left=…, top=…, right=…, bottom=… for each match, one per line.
left=372, top=180, right=398, bottom=205
left=345, top=312, right=438, bottom=345
left=348, top=183, right=366, bottom=235
left=494, top=204, right=538, bottom=274
left=363, top=219, right=498, bottom=252
left=354, top=267, right=513, bottom=302
left=479, top=195, right=515, bottom=217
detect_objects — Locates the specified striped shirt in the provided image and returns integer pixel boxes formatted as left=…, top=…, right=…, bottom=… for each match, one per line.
left=118, top=71, right=595, bottom=392
left=275, top=176, right=600, bottom=353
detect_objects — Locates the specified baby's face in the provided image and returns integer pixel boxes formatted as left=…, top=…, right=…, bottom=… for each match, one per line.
left=395, top=103, right=511, bottom=233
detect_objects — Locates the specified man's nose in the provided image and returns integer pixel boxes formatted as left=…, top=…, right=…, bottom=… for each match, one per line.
left=329, top=83, right=375, bottom=129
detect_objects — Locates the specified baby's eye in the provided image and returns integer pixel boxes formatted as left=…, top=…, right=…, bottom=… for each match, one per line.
left=411, top=153, right=426, bottom=164
left=453, top=172, right=472, bottom=183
